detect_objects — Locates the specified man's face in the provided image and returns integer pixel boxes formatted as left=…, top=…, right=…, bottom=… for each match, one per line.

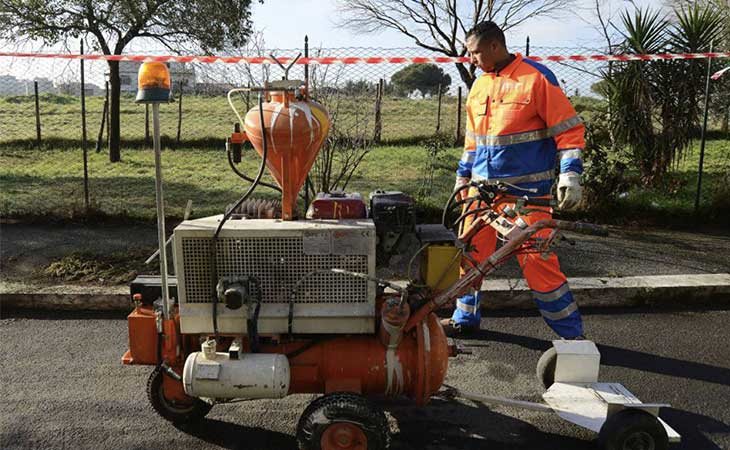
left=466, top=35, right=501, bottom=72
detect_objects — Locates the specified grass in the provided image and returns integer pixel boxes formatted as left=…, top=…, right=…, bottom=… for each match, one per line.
left=1, top=93, right=728, bottom=227
left=0, top=92, right=463, bottom=146
left=1, top=136, right=728, bottom=227
left=607, top=138, right=730, bottom=226
left=0, top=140, right=459, bottom=222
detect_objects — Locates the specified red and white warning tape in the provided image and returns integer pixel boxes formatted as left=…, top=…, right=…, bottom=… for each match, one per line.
left=0, top=51, right=728, bottom=65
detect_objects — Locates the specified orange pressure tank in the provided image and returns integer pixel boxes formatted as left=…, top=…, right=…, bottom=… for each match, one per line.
left=244, top=90, right=330, bottom=220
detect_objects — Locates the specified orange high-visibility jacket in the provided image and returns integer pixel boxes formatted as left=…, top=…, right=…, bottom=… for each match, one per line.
left=457, top=53, right=585, bottom=195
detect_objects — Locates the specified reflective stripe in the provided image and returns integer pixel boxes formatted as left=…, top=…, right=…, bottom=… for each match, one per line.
left=477, top=129, right=549, bottom=146
left=549, top=116, right=583, bottom=137
left=473, top=116, right=583, bottom=147
left=471, top=168, right=554, bottom=185
left=465, top=130, right=476, bottom=141
left=558, top=149, right=582, bottom=160
left=460, top=151, right=475, bottom=164
left=456, top=299, right=478, bottom=314
left=540, top=302, right=578, bottom=321
left=533, top=283, right=571, bottom=302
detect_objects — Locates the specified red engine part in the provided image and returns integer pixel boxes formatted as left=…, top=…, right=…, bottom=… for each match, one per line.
left=306, top=192, right=368, bottom=220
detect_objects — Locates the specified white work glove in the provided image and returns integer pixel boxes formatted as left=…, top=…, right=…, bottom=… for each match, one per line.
left=454, top=176, right=471, bottom=202
left=557, top=171, right=583, bottom=211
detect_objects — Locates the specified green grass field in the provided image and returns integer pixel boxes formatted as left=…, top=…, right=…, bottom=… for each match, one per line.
left=0, top=92, right=464, bottom=146
left=1, top=136, right=728, bottom=225
left=1, top=93, right=728, bottom=226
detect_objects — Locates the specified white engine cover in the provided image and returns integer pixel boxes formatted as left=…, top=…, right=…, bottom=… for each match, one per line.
left=172, top=216, right=377, bottom=335
left=183, top=351, right=290, bottom=399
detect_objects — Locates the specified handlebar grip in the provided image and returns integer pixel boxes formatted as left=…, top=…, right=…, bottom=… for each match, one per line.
left=571, top=222, right=609, bottom=237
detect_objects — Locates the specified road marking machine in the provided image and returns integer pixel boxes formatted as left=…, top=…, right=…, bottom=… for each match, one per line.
left=122, top=61, right=679, bottom=450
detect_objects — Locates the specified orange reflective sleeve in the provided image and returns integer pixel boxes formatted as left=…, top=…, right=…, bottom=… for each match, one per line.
left=534, top=77, right=585, bottom=150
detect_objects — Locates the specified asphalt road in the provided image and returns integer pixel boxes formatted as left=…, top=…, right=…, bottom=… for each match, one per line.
left=1, top=307, right=729, bottom=450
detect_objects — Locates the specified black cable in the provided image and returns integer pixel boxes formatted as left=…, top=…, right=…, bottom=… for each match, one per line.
left=226, top=141, right=281, bottom=192
left=452, top=206, right=492, bottom=229
left=246, top=277, right=262, bottom=353
left=442, top=184, right=472, bottom=227
left=210, top=93, right=270, bottom=341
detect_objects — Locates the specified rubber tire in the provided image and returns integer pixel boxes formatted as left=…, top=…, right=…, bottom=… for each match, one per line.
left=598, top=409, right=669, bottom=450
left=536, top=346, right=557, bottom=390
left=147, top=366, right=212, bottom=424
left=296, top=392, right=390, bottom=450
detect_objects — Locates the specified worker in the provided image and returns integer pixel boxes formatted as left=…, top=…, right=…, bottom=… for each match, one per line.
left=442, top=21, right=585, bottom=339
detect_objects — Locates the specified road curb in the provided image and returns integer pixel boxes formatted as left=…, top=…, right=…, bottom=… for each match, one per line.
left=2, top=273, right=729, bottom=313
left=479, top=273, right=730, bottom=309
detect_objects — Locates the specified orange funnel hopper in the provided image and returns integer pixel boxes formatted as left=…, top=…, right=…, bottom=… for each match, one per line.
left=244, top=92, right=330, bottom=220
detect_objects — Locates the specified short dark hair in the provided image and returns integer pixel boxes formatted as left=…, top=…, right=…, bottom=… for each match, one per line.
left=466, top=21, right=506, bottom=47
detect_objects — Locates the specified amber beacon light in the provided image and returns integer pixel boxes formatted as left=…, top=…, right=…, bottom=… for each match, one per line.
left=135, top=61, right=171, bottom=103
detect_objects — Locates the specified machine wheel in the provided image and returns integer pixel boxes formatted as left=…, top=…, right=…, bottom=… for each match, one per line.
left=536, top=346, right=557, bottom=390
left=296, top=392, right=390, bottom=450
left=598, top=409, right=668, bottom=450
left=147, top=366, right=212, bottom=424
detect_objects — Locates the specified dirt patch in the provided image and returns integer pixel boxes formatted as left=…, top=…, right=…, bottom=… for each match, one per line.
left=41, top=248, right=158, bottom=285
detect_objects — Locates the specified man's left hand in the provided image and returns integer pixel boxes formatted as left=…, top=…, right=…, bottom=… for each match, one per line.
left=557, top=171, right=582, bottom=211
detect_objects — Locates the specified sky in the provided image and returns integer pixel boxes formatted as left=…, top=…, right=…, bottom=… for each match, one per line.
left=249, top=0, right=665, bottom=50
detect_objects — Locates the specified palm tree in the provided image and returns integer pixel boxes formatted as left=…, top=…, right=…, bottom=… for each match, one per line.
left=605, top=3, right=724, bottom=185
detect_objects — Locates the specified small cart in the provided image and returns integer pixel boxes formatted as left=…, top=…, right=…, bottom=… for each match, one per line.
left=446, top=340, right=680, bottom=450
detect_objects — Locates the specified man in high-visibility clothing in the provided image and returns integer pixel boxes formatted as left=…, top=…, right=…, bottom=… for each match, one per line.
left=442, top=21, right=585, bottom=339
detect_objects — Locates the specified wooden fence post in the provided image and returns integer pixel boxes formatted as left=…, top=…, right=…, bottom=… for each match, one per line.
left=454, top=86, right=463, bottom=145
left=34, top=81, right=41, bottom=146
left=80, top=39, right=89, bottom=212
left=436, top=83, right=443, bottom=133
left=96, top=93, right=108, bottom=152
left=105, top=81, right=110, bottom=149
left=373, top=78, right=383, bottom=143
left=145, top=104, right=150, bottom=145
left=176, top=83, right=183, bottom=146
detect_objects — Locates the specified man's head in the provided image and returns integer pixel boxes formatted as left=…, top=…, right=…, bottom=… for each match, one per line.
left=465, top=21, right=509, bottom=72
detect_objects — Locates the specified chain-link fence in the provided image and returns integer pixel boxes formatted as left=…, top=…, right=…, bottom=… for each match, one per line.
left=0, top=45, right=614, bottom=149
left=1, top=45, right=728, bottom=222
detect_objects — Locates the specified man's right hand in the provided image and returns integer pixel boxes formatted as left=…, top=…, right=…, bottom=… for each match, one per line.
left=454, top=176, right=471, bottom=202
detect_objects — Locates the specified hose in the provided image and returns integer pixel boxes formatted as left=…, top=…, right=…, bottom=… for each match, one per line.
left=442, top=184, right=471, bottom=227
left=226, top=141, right=281, bottom=192
left=210, top=93, right=269, bottom=340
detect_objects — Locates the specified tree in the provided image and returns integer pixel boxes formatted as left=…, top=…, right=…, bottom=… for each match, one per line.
left=0, top=1, right=257, bottom=162
left=391, top=63, right=451, bottom=97
left=605, top=4, right=724, bottom=185
left=336, top=0, right=574, bottom=88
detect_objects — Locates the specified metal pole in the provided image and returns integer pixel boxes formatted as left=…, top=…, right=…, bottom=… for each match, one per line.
left=145, top=104, right=150, bottom=144
left=176, top=83, right=183, bottom=145
left=525, top=36, right=530, bottom=57
left=304, top=35, right=309, bottom=99
left=436, top=83, right=442, bottom=132
left=694, top=44, right=713, bottom=213
left=80, top=40, right=90, bottom=212
left=152, top=103, right=170, bottom=319
left=455, top=86, right=463, bottom=145
left=303, top=35, right=310, bottom=207
left=34, top=81, right=41, bottom=146
left=105, top=81, right=110, bottom=149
